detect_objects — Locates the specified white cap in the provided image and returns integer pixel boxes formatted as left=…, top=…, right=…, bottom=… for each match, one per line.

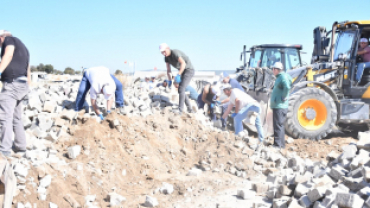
left=360, top=38, right=369, bottom=43
left=273, top=62, right=283, bottom=70
left=103, top=84, right=115, bottom=100
left=0, top=30, right=11, bottom=37
left=222, top=83, right=232, bottom=90
left=159, top=43, right=169, bottom=52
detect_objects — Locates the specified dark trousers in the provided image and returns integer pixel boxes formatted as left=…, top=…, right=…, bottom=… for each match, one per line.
left=178, top=69, right=194, bottom=112
left=75, top=73, right=124, bottom=111
left=273, top=108, right=287, bottom=148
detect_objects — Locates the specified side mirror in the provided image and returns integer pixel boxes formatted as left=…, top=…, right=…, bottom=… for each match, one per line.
left=338, top=53, right=348, bottom=61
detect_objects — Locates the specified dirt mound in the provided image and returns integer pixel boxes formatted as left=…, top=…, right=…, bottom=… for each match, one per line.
left=14, top=109, right=258, bottom=207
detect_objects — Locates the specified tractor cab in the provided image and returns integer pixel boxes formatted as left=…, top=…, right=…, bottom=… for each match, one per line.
left=236, top=44, right=305, bottom=137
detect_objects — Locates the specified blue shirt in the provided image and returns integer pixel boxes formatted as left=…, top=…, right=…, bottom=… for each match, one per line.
left=186, top=86, right=199, bottom=100
left=229, top=78, right=244, bottom=91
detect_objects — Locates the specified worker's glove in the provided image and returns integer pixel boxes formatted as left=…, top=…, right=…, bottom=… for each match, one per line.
left=168, top=81, right=172, bottom=88
left=175, top=75, right=181, bottom=83
left=99, top=114, right=104, bottom=121
left=231, top=113, right=237, bottom=118
left=215, top=101, right=222, bottom=105
left=210, top=103, right=215, bottom=109
left=107, top=110, right=111, bottom=114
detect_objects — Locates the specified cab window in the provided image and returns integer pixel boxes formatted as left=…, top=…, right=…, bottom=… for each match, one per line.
left=249, top=50, right=262, bottom=68
left=285, top=49, right=301, bottom=70
left=261, top=48, right=282, bottom=68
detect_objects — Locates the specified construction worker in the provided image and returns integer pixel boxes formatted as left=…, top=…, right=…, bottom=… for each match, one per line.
left=159, top=43, right=195, bottom=114
left=0, top=30, right=30, bottom=156
left=271, top=62, right=292, bottom=149
left=356, top=38, right=370, bottom=83
left=197, top=83, right=220, bottom=120
left=221, top=84, right=264, bottom=142
left=75, top=66, right=126, bottom=119
left=217, top=72, right=244, bottom=128
left=173, top=80, right=199, bottom=101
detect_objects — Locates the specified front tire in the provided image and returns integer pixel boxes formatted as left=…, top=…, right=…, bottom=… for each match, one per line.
left=285, top=87, right=337, bottom=140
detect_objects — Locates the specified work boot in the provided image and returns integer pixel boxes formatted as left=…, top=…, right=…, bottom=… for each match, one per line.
left=172, top=109, right=182, bottom=115
left=116, top=106, right=127, bottom=115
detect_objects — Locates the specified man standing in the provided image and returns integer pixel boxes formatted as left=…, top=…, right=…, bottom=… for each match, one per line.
left=75, top=66, right=124, bottom=119
left=160, top=43, right=195, bottom=114
left=0, top=30, right=30, bottom=157
left=270, top=62, right=292, bottom=149
left=221, top=84, right=264, bottom=142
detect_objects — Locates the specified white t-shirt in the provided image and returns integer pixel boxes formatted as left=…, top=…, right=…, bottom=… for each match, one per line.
left=85, top=66, right=116, bottom=100
left=229, top=88, right=259, bottom=108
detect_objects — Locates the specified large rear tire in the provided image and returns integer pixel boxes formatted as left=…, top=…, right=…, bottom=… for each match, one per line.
left=285, top=87, right=337, bottom=140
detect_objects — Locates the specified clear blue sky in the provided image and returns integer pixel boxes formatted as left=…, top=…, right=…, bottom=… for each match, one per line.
left=1, top=0, right=369, bottom=73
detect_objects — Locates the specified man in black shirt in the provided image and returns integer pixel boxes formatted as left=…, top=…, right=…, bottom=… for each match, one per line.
left=0, top=30, right=30, bottom=157
left=159, top=43, right=195, bottom=114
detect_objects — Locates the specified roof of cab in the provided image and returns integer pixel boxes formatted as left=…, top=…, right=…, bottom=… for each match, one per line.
left=250, top=44, right=303, bottom=50
left=339, top=20, right=370, bottom=27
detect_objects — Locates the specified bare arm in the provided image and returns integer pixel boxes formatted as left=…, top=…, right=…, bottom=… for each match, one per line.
left=235, top=98, right=241, bottom=113
left=91, top=99, right=101, bottom=115
left=106, top=98, right=114, bottom=112
left=166, top=63, right=172, bottom=80
left=27, top=64, right=31, bottom=86
left=221, top=97, right=230, bottom=104
left=178, top=57, right=186, bottom=75
left=0, top=45, right=15, bottom=73
left=358, top=50, right=367, bottom=55
left=222, top=103, right=234, bottom=119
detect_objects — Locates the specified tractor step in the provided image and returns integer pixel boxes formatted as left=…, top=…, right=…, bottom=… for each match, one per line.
left=339, top=99, right=369, bottom=120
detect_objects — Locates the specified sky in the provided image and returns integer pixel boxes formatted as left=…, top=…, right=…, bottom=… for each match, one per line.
left=1, top=0, right=369, bottom=74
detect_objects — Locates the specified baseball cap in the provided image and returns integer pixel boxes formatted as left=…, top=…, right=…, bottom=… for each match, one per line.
left=211, top=88, right=221, bottom=96
left=360, top=38, right=369, bottom=43
left=103, top=84, right=115, bottom=100
left=159, top=43, right=169, bottom=52
left=273, top=62, right=283, bottom=70
left=222, top=84, right=232, bottom=90
left=0, top=30, right=11, bottom=36
left=219, top=72, right=229, bottom=81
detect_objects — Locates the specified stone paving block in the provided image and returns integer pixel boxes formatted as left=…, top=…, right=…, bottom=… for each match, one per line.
left=299, top=195, right=312, bottom=208
left=43, top=101, right=56, bottom=113
left=237, top=189, right=256, bottom=200
left=61, top=109, right=76, bottom=121
left=357, top=131, right=370, bottom=150
left=294, top=183, right=310, bottom=197
left=279, top=185, right=294, bottom=196
left=68, top=145, right=81, bottom=159
left=144, top=195, right=158, bottom=207
left=307, top=187, right=325, bottom=203
left=32, top=127, right=47, bottom=139
left=253, top=183, right=269, bottom=195
left=335, top=193, right=364, bottom=208
left=342, top=176, right=366, bottom=191
left=289, top=199, right=304, bottom=208
left=329, top=164, right=348, bottom=181
left=45, top=132, right=58, bottom=143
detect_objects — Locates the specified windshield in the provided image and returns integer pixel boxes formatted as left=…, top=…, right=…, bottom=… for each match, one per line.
left=285, top=48, right=301, bottom=70
left=333, top=31, right=356, bottom=61
left=249, top=50, right=262, bottom=68
left=261, top=48, right=282, bottom=68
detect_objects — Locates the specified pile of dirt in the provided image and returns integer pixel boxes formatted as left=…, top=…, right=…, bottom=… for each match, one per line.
left=12, top=108, right=358, bottom=207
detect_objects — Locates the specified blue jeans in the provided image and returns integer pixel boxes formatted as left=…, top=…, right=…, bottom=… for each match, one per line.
left=221, top=103, right=229, bottom=127
left=197, top=93, right=216, bottom=120
left=356, top=62, right=370, bottom=82
left=234, top=104, right=264, bottom=141
left=75, top=73, right=124, bottom=111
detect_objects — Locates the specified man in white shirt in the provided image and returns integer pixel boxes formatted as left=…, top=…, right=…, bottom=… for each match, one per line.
left=221, top=84, right=264, bottom=142
left=75, top=66, right=117, bottom=120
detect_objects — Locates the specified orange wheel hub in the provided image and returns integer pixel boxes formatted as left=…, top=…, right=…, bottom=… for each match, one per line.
left=297, top=99, right=327, bottom=130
